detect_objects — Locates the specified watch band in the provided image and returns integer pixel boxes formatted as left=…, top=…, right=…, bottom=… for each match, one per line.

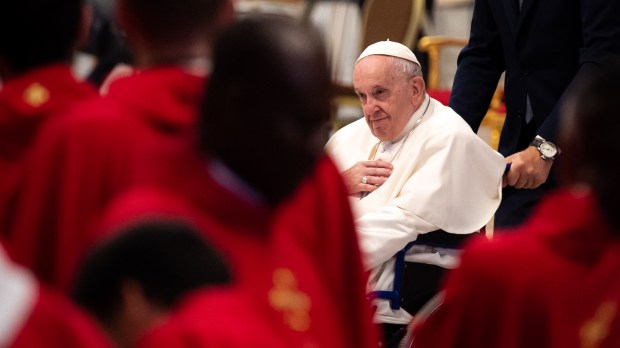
left=529, top=135, right=545, bottom=148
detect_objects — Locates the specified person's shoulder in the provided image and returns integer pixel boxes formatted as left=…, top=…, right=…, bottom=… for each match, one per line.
left=30, top=92, right=147, bottom=155
left=13, top=287, right=112, bottom=348
left=421, top=99, right=501, bottom=157
left=465, top=231, right=537, bottom=256
left=55, top=94, right=137, bottom=128
left=458, top=230, right=546, bottom=281
left=426, top=99, right=478, bottom=136
left=137, top=287, right=286, bottom=348
left=94, top=186, right=198, bottom=237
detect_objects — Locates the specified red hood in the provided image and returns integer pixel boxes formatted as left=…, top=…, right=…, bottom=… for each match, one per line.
left=105, top=66, right=206, bottom=130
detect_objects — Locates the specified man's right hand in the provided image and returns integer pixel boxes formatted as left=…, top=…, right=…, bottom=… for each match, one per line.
left=503, top=146, right=552, bottom=189
left=341, top=160, right=393, bottom=195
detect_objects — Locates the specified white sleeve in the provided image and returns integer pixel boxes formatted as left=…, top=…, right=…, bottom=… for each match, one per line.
left=356, top=205, right=438, bottom=270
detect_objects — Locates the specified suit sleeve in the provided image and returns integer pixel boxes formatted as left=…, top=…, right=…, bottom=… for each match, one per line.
left=449, top=0, right=506, bottom=133
left=536, top=0, right=620, bottom=142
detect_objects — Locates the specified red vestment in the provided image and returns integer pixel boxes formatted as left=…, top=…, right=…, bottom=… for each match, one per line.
left=11, top=288, right=113, bottom=348
left=413, top=189, right=620, bottom=348
left=96, top=143, right=380, bottom=348
left=5, top=66, right=205, bottom=292
left=137, top=288, right=288, bottom=347
left=0, top=64, right=96, bottom=236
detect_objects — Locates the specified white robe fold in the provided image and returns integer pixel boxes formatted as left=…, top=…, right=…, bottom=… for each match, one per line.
left=326, top=96, right=506, bottom=324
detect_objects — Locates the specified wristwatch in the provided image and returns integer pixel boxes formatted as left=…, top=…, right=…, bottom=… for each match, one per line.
left=530, top=135, right=558, bottom=160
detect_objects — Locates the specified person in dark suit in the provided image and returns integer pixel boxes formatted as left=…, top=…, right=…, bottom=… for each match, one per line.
left=411, top=57, right=620, bottom=348
left=449, top=0, right=620, bottom=228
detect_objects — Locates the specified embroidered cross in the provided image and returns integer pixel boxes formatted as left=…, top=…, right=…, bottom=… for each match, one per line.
left=268, top=268, right=311, bottom=332
left=579, top=301, right=617, bottom=348
left=23, top=83, right=50, bottom=107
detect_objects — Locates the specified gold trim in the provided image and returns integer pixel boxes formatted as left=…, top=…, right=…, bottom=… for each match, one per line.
left=23, top=83, right=50, bottom=108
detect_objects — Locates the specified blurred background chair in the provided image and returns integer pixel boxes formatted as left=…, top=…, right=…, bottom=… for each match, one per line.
left=418, top=34, right=505, bottom=150
left=417, top=35, right=467, bottom=105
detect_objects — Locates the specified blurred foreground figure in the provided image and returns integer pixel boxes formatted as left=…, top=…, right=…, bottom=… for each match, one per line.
left=4, top=0, right=233, bottom=292
left=98, top=14, right=379, bottom=347
left=72, top=220, right=231, bottom=348
left=0, top=243, right=111, bottom=348
left=412, top=59, right=620, bottom=348
left=0, top=0, right=96, bottom=235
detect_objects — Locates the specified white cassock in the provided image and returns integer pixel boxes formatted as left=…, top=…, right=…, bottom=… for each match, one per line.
left=326, top=94, right=506, bottom=324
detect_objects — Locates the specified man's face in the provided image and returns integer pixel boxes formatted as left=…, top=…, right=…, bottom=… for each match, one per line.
left=353, top=55, right=420, bottom=141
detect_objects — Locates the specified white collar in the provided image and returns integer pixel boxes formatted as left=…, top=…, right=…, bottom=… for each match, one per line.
left=387, top=94, right=431, bottom=144
left=207, top=159, right=266, bottom=208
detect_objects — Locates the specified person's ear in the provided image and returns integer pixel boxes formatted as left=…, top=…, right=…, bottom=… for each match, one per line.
left=111, top=280, right=167, bottom=348
left=410, top=76, right=426, bottom=105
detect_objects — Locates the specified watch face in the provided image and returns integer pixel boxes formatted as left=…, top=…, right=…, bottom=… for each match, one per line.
left=540, top=142, right=557, bottom=158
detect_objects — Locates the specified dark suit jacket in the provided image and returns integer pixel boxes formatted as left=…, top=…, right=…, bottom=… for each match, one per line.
left=449, top=0, right=620, bottom=156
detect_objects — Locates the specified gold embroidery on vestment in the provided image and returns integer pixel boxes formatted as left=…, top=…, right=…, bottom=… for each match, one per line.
left=23, top=83, right=50, bottom=107
left=580, top=301, right=617, bottom=348
left=268, top=268, right=311, bottom=332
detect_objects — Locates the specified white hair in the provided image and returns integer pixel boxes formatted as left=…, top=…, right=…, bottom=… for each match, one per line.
left=387, top=56, right=422, bottom=81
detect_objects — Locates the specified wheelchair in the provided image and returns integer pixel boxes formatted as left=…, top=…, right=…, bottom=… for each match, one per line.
left=368, top=229, right=479, bottom=347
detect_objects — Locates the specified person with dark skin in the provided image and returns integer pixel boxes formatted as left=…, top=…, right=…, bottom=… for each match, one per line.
left=95, top=14, right=379, bottom=347
left=198, top=15, right=332, bottom=205
left=412, top=58, right=620, bottom=348
left=72, top=220, right=231, bottom=348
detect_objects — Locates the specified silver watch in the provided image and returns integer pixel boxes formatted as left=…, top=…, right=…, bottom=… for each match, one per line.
left=530, top=135, right=558, bottom=160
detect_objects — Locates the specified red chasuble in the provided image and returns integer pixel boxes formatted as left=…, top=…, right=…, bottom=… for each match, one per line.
left=95, top=145, right=380, bottom=348
left=413, top=189, right=620, bottom=348
left=0, top=64, right=97, bottom=236
left=11, top=288, right=113, bottom=348
left=137, top=288, right=288, bottom=348
left=5, top=66, right=205, bottom=292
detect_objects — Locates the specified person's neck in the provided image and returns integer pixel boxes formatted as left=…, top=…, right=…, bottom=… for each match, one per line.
left=134, top=43, right=211, bottom=76
left=386, top=93, right=430, bottom=144
left=206, top=158, right=266, bottom=208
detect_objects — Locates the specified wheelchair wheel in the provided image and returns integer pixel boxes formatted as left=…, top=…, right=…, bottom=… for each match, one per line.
left=398, top=291, right=445, bottom=348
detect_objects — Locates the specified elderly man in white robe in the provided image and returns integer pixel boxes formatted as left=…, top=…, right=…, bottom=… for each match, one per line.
left=325, top=41, right=506, bottom=346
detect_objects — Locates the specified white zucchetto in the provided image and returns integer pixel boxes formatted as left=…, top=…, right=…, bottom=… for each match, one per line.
left=356, top=40, right=420, bottom=66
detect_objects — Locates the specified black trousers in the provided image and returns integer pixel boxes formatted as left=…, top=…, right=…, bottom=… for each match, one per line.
left=380, top=323, right=407, bottom=348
